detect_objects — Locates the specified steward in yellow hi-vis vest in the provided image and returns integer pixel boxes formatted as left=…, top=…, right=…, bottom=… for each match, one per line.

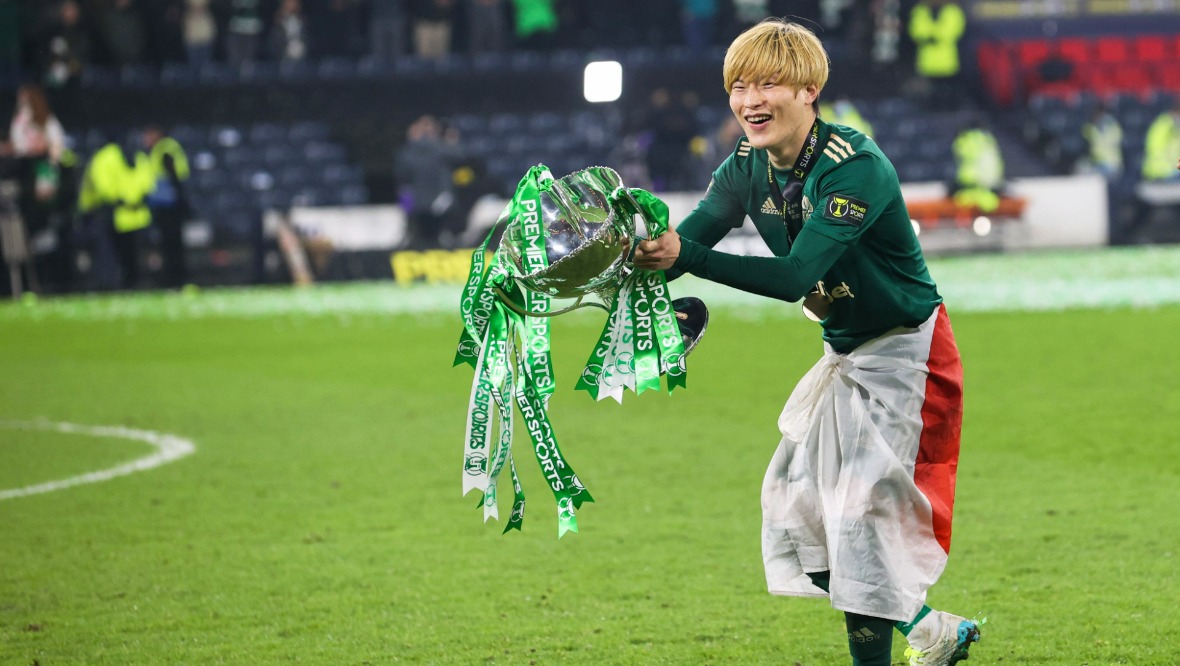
left=908, top=0, right=966, bottom=109
left=79, top=143, right=155, bottom=233
left=952, top=123, right=1004, bottom=212
left=78, top=142, right=156, bottom=288
left=908, top=0, right=965, bottom=79
left=1141, top=103, right=1180, bottom=182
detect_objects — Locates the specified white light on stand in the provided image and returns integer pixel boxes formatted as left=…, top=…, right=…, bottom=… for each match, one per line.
left=911, top=219, right=921, bottom=236
left=973, top=215, right=992, bottom=237
left=584, top=61, right=622, bottom=103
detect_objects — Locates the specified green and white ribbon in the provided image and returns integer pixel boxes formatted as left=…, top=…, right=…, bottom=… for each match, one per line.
left=574, top=188, right=687, bottom=399
left=454, top=167, right=689, bottom=537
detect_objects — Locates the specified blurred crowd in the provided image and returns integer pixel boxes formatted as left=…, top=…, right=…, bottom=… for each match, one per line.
left=1, top=0, right=920, bottom=89
left=1, top=82, right=192, bottom=295
left=2, top=0, right=1178, bottom=297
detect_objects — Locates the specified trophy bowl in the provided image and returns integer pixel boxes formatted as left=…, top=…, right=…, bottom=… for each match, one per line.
left=497, top=166, right=632, bottom=301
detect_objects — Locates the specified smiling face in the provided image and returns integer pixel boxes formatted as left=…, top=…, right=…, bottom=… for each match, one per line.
left=729, top=78, right=818, bottom=166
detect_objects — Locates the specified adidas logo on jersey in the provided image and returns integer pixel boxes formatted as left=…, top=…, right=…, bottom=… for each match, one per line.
left=761, top=197, right=779, bottom=215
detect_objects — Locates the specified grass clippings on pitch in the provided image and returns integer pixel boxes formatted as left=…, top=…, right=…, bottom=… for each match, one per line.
left=1, top=246, right=1178, bottom=665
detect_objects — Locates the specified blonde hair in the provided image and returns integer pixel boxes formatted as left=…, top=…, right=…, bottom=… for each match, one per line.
left=722, top=19, right=830, bottom=96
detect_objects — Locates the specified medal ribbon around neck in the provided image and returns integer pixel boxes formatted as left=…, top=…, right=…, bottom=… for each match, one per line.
left=767, top=119, right=822, bottom=245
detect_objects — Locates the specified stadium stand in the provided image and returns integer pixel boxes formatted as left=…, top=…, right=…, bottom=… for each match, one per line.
left=4, top=1, right=1177, bottom=293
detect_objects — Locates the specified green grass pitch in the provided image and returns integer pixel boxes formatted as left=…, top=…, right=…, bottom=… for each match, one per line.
left=1, top=247, right=1179, bottom=665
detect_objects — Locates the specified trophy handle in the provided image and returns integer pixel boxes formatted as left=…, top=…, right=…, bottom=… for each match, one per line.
left=618, top=188, right=661, bottom=241
left=492, top=286, right=612, bottom=318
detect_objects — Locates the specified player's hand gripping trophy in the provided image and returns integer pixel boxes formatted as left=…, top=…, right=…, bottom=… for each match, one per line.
left=494, top=165, right=708, bottom=365
left=454, top=164, right=707, bottom=535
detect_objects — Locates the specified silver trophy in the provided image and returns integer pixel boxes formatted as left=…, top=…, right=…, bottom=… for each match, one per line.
left=494, top=166, right=707, bottom=354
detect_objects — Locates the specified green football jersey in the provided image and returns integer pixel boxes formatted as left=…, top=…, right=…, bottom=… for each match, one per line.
left=687, top=119, right=942, bottom=352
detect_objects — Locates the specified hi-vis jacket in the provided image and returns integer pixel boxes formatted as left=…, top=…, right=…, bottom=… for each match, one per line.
left=908, top=2, right=965, bottom=78
left=79, top=144, right=156, bottom=233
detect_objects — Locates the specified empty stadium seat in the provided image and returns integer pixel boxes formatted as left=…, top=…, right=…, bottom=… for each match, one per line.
left=79, top=66, right=117, bottom=88
left=288, top=121, right=330, bottom=143
left=160, top=62, right=198, bottom=87
left=210, top=126, right=244, bottom=149
left=488, top=112, right=526, bottom=135
left=1095, top=36, right=1131, bottom=64
left=257, top=189, right=293, bottom=211
left=1018, top=39, right=1051, bottom=67
left=356, top=55, right=393, bottom=77
left=237, top=61, right=279, bottom=83
left=262, top=144, right=298, bottom=164
left=340, top=185, right=369, bottom=206
left=450, top=114, right=485, bottom=135
left=277, top=164, right=317, bottom=189
left=248, top=123, right=286, bottom=145
left=527, top=112, right=565, bottom=134
left=1133, top=35, right=1171, bottom=63
left=278, top=59, right=314, bottom=81
left=222, top=145, right=263, bottom=170
left=303, top=141, right=347, bottom=163
left=193, top=168, right=231, bottom=192
left=198, top=62, right=235, bottom=86
left=1057, top=38, right=1092, bottom=65
left=321, top=164, right=363, bottom=187
left=191, top=150, right=217, bottom=172
left=1162, top=63, right=1180, bottom=92
left=220, top=211, right=259, bottom=241
left=245, top=170, right=276, bottom=192
left=318, top=58, right=356, bottom=80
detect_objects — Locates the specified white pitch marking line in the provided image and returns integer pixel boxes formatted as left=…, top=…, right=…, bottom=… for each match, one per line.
left=0, top=420, right=196, bottom=501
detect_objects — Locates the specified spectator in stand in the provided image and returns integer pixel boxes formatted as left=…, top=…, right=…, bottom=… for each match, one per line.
left=368, top=0, right=409, bottom=61
left=394, top=115, right=460, bottom=248
left=438, top=124, right=495, bottom=248
left=1141, top=98, right=1180, bottom=182
left=467, top=0, right=507, bottom=54
left=1, top=85, right=67, bottom=241
left=1080, top=103, right=1123, bottom=180
left=271, top=0, right=309, bottom=62
left=100, top=0, right=148, bottom=66
left=512, top=0, right=557, bottom=51
left=183, top=0, right=217, bottom=66
left=226, top=0, right=265, bottom=68
left=907, top=0, right=966, bottom=110
left=681, top=0, right=717, bottom=53
left=38, top=0, right=92, bottom=89
left=411, top=0, right=455, bottom=59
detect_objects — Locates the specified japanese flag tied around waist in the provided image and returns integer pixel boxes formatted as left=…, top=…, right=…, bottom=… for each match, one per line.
left=760, top=308, right=954, bottom=622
